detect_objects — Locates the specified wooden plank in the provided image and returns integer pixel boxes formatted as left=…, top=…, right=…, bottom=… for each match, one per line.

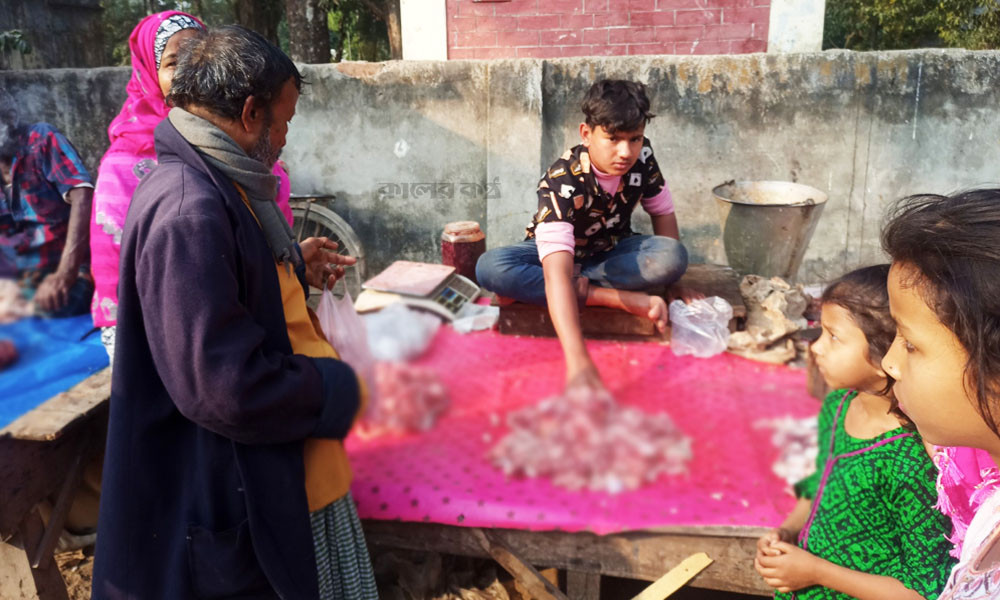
left=496, top=264, right=744, bottom=340
left=18, top=509, right=69, bottom=600
left=674, top=264, right=746, bottom=319
left=0, top=409, right=107, bottom=538
left=0, top=534, right=40, bottom=599
left=566, top=570, right=601, bottom=600
left=32, top=437, right=87, bottom=569
left=362, top=521, right=772, bottom=596
left=0, top=368, right=111, bottom=441
left=498, top=303, right=665, bottom=340
left=632, top=552, right=713, bottom=600
left=470, top=528, right=568, bottom=600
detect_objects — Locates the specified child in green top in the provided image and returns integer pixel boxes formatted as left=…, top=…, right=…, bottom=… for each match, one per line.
left=755, top=265, right=955, bottom=599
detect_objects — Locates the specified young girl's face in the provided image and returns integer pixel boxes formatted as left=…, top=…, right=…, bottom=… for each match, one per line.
left=811, top=302, right=886, bottom=392
left=882, top=262, right=997, bottom=448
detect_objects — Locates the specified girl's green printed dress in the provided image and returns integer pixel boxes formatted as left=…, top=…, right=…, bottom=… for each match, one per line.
left=775, top=389, right=956, bottom=599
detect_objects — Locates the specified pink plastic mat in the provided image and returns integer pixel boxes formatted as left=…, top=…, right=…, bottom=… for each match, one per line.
left=347, top=327, right=819, bottom=534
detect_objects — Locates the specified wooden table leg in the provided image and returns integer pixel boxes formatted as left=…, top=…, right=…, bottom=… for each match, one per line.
left=471, top=528, right=569, bottom=600
left=0, top=507, right=71, bottom=600
left=32, top=435, right=88, bottom=569
left=566, top=570, right=601, bottom=600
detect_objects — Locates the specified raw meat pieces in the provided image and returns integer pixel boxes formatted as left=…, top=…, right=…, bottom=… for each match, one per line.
left=0, top=279, right=32, bottom=324
left=0, top=339, right=17, bottom=371
left=360, top=362, right=449, bottom=436
left=490, top=387, right=692, bottom=494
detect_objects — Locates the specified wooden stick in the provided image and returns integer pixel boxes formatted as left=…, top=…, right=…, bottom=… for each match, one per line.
left=32, top=433, right=88, bottom=569
left=470, top=528, right=569, bottom=600
left=631, top=552, right=713, bottom=600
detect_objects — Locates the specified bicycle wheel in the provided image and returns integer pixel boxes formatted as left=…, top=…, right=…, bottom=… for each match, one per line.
left=289, top=199, right=366, bottom=303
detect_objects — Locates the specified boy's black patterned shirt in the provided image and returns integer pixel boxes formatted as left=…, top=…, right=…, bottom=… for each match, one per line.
left=524, top=138, right=666, bottom=260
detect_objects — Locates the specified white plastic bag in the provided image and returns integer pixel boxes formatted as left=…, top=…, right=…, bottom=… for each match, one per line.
left=669, top=296, right=733, bottom=358
left=362, top=302, right=442, bottom=362
left=451, top=303, right=499, bottom=334
left=316, top=288, right=375, bottom=383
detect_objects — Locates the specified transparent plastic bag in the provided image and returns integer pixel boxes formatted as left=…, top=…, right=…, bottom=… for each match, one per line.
left=362, top=302, right=441, bottom=362
left=315, top=288, right=375, bottom=384
left=451, top=303, right=499, bottom=334
left=668, top=296, right=733, bottom=358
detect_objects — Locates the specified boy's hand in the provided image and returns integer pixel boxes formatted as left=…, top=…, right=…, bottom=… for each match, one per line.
left=565, top=362, right=607, bottom=396
left=300, top=237, right=357, bottom=290
left=755, top=542, right=822, bottom=593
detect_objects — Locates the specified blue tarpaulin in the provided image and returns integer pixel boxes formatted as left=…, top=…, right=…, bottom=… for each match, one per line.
left=0, top=315, right=109, bottom=431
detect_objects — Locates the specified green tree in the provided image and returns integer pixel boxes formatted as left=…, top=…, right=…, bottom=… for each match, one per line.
left=0, top=30, right=32, bottom=56
left=825, top=0, right=1000, bottom=50
left=329, top=0, right=398, bottom=62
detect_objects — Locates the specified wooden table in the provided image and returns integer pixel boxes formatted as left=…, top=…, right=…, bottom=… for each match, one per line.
left=0, top=368, right=110, bottom=600
left=362, top=520, right=773, bottom=598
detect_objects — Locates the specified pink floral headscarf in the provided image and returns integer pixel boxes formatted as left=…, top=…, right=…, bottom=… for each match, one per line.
left=106, top=11, right=205, bottom=155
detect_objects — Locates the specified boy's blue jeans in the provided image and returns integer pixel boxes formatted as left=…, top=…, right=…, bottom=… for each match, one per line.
left=476, top=235, right=688, bottom=305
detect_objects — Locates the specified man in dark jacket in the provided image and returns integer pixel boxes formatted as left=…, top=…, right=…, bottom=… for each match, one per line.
left=93, top=26, right=359, bottom=599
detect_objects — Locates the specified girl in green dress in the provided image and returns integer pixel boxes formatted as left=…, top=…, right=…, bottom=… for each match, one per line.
left=755, top=265, right=955, bottom=599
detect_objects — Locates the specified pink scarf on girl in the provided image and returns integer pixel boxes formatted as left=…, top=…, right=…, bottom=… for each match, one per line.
left=90, top=11, right=293, bottom=327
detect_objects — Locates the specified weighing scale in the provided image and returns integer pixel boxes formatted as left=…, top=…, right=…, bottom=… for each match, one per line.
left=354, top=261, right=481, bottom=320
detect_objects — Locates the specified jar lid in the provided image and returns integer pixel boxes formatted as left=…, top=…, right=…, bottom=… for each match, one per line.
left=442, top=221, right=485, bottom=243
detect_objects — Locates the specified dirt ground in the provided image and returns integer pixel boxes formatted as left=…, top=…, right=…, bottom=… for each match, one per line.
left=56, top=545, right=762, bottom=599
left=56, top=548, right=93, bottom=600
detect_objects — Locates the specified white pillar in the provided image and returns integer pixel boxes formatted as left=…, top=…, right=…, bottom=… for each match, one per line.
left=400, top=0, right=448, bottom=60
left=767, top=0, right=826, bottom=53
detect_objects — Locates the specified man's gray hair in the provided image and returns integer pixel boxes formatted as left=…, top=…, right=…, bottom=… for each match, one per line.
left=167, top=25, right=303, bottom=121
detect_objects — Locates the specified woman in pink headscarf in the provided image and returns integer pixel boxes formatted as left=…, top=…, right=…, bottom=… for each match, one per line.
left=90, top=11, right=294, bottom=358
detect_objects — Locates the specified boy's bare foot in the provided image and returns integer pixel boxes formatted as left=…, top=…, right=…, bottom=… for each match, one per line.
left=621, top=291, right=668, bottom=333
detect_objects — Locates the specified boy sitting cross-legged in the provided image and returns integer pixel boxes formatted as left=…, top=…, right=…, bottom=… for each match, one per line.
left=476, top=79, right=698, bottom=393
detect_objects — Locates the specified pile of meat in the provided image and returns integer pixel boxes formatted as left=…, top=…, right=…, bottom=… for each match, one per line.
left=754, top=415, right=818, bottom=488
left=360, top=362, right=449, bottom=436
left=489, top=387, right=692, bottom=494
left=0, top=279, right=32, bottom=324
left=0, top=339, right=17, bottom=371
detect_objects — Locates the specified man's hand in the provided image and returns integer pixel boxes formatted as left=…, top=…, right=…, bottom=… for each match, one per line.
left=299, top=237, right=357, bottom=290
left=34, top=270, right=76, bottom=312
left=754, top=541, right=822, bottom=593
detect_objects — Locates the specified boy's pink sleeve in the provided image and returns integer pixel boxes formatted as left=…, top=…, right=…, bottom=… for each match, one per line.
left=534, top=222, right=575, bottom=261
left=641, top=183, right=675, bottom=216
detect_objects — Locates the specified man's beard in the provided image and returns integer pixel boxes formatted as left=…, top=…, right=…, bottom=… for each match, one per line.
left=248, top=113, right=281, bottom=168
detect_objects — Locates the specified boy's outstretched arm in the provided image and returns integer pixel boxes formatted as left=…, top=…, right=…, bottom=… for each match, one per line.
left=541, top=251, right=604, bottom=392
left=650, top=213, right=679, bottom=240
left=756, top=543, right=927, bottom=600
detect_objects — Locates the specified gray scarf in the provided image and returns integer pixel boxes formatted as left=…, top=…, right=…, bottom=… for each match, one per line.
left=168, top=107, right=300, bottom=268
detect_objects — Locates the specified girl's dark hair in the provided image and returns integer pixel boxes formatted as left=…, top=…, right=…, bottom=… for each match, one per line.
left=822, top=264, right=895, bottom=367
left=882, top=188, right=1000, bottom=436
left=167, top=25, right=303, bottom=121
left=581, top=79, right=655, bottom=134
left=821, top=265, right=905, bottom=424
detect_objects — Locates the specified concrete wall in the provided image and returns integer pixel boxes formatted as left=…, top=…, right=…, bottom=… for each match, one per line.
left=446, top=0, right=771, bottom=59
left=0, top=0, right=105, bottom=69
left=3, top=50, right=999, bottom=282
